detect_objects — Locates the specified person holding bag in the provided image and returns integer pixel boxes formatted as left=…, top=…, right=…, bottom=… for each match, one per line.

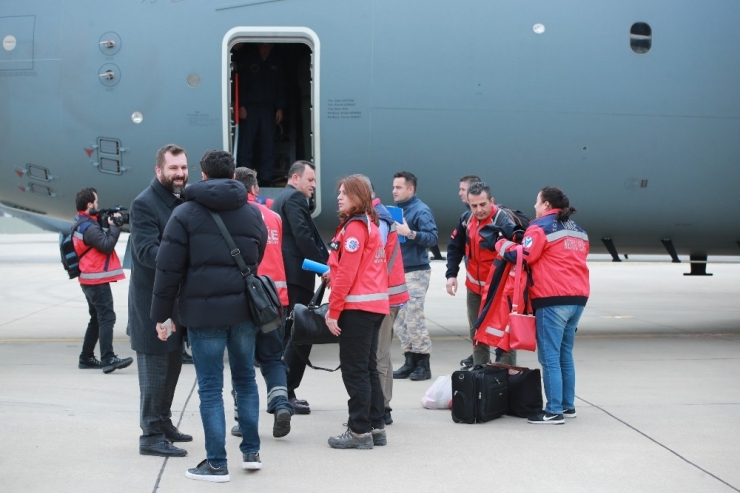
left=325, top=176, right=389, bottom=449
left=495, top=186, right=590, bottom=425
left=151, top=150, right=267, bottom=482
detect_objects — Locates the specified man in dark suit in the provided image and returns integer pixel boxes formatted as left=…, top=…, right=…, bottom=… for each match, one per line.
left=128, top=144, right=192, bottom=457
left=271, top=161, right=328, bottom=414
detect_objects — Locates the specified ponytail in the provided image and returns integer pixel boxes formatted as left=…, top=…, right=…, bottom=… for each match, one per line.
left=540, top=186, right=577, bottom=222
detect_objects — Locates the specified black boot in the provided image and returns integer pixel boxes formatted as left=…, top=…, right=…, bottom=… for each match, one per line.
left=409, top=353, right=431, bottom=381
left=393, top=352, right=417, bottom=379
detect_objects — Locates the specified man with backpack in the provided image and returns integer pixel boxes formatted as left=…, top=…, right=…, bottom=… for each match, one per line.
left=72, top=187, right=132, bottom=373
left=445, top=175, right=480, bottom=369
left=445, top=182, right=521, bottom=367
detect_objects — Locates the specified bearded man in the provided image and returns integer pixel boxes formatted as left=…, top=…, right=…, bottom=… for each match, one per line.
left=128, top=144, right=193, bottom=457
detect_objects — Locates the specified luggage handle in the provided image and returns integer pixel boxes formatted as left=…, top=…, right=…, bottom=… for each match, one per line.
left=486, top=362, right=529, bottom=374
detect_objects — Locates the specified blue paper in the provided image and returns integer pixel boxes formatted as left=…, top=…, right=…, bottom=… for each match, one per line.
left=386, top=206, right=405, bottom=243
left=302, top=258, right=330, bottom=274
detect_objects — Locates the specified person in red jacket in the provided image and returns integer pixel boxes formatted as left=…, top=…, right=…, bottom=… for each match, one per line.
left=496, top=186, right=590, bottom=425
left=72, top=187, right=132, bottom=373
left=445, top=181, right=518, bottom=366
left=325, top=175, right=390, bottom=450
left=232, top=167, right=293, bottom=439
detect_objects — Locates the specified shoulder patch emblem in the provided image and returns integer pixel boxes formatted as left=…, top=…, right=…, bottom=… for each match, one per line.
left=523, top=236, right=533, bottom=248
left=344, top=237, right=360, bottom=253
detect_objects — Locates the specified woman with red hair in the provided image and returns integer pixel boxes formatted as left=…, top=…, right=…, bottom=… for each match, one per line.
left=325, top=175, right=390, bottom=449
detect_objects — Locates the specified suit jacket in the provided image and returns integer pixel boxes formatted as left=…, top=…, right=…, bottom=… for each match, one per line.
left=127, top=178, right=183, bottom=354
left=271, top=185, right=328, bottom=292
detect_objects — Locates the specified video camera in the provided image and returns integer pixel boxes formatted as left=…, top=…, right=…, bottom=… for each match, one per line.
left=90, top=206, right=130, bottom=227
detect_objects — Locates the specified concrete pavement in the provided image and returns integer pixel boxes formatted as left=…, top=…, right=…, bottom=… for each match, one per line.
left=0, top=232, right=738, bottom=492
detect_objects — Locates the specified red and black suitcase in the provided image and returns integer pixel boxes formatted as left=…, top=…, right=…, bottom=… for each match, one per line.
left=451, top=365, right=508, bottom=423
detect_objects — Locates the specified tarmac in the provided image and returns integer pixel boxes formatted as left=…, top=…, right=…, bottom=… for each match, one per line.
left=1, top=227, right=739, bottom=493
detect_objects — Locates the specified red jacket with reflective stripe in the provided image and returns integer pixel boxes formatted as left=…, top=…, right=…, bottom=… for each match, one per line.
left=497, top=209, right=590, bottom=309
left=327, top=215, right=390, bottom=319
left=249, top=193, right=289, bottom=307
left=385, top=228, right=410, bottom=306
left=373, top=198, right=409, bottom=307
left=464, top=206, right=500, bottom=295
left=73, top=213, right=126, bottom=285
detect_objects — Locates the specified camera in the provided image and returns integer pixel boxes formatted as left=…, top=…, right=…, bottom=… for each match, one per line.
left=91, top=206, right=130, bottom=227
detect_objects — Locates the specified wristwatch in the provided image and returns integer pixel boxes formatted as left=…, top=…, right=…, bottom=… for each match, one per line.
left=407, top=230, right=416, bottom=240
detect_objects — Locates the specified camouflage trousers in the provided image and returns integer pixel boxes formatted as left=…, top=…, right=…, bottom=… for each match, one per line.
left=393, top=269, right=432, bottom=354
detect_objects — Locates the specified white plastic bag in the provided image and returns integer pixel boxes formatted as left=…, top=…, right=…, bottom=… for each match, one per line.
left=420, top=374, right=453, bottom=409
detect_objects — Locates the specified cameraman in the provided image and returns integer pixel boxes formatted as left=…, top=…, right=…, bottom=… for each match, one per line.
left=74, top=187, right=133, bottom=373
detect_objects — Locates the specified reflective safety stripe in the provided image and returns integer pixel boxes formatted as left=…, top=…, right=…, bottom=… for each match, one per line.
left=484, top=326, right=505, bottom=337
left=546, top=230, right=589, bottom=243
left=80, top=268, right=124, bottom=280
left=274, top=281, right=288, bottom=288
left=345, top=292, right=388, bottom=302
left=73, top=231, right=85, bottom=240
left=388, top=283, right=408, bottom=295
left=266, top=386, right=288, bottom=403
left=498, top=240, right=515, bottom=257
left=387, top=241, right=399, bottom=275
left=466, top=270, right=484, bottom=286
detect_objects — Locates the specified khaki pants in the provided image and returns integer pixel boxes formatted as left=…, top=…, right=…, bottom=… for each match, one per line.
left=376, top=306, right=400, bottom=409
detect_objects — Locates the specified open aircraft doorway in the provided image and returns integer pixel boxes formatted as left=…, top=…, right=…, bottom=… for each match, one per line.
left=223, top=28, right=320, bottom=212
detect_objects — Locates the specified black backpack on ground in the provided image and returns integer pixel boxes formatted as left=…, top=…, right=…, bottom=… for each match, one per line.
left=59, top=218, right=93, bottom=279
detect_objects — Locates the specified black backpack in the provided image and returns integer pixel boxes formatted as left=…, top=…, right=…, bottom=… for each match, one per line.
left=59, top=218, right=93, bottom=279
left=495, top=206, right=530, bottom=232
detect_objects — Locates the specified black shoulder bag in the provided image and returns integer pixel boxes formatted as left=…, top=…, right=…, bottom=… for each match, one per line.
left=208, top=210, right=282, bottom=333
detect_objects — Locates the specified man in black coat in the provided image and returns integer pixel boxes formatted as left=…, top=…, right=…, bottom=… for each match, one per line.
left=271, top=161, right=329, bottom=414
left=151, top=150, right=267, bottom=482
left=128, top=144, right=191, bottom=458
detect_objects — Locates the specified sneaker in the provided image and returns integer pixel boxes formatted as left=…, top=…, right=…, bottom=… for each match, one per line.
left=384, top=408, right=393, bottom=425
left=186, top=459, right=229, bottom=483
left=102, top=355, right=133, bottom=374
left=371, top=428, right=387, bottom=447
left=328, top=428, right=373, bottom=450
left=563, top=408, right=577, bottom=418
left=140, top=440, right=187, bottom=457
left=231, top=424, right=242, bottom=437
left=527, top=411, right=565, bottom=425
left=273, top=408, right=291, bottom=438
left=242, top=452, right=262, bottom=470
left=78, top=356, right=103, bottom=370
left=459, top=354, right=474, bottom=370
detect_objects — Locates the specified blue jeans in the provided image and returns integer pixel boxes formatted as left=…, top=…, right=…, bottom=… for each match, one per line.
left=189, top=321, right=259, bottom=468
left=256, top=321, right=291, bottom=414
left=535, top=305, right=584, bottom=415
left=233, top=320, right=291, bottom=420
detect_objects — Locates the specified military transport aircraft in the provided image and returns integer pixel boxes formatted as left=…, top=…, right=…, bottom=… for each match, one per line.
left=1, top=0, right=739, bottom=273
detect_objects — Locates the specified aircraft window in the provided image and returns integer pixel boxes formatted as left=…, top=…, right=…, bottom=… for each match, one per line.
left=630, top=22, right=652, bottom=54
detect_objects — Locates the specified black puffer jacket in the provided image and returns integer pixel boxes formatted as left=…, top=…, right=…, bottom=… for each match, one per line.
left=150, top=179, right=267, bottom=329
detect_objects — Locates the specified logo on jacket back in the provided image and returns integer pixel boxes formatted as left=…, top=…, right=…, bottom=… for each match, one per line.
left=523, top=236, right=533, bottom=248
left=374, top=247, right=386, bottom=264
left=267, top=228, right=279, bottom=245
left=564, top=238, right=587, bottom=252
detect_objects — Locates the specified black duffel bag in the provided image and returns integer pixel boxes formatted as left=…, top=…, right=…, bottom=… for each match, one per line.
left=489, top=363, right=544, bottom=418
left=290, top=280, right=338, bottom=345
